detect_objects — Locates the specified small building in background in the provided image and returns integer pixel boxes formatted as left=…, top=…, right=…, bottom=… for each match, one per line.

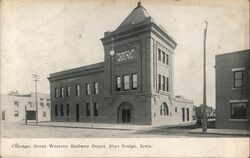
left=215, top=49, right=250, bottom=129
left=1, top=91, right=51, bottom=122
left=194, top=105, right=216, bottom=120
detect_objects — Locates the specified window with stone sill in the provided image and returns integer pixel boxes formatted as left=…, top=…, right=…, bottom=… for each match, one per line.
left=231, top=102, right=247, bottom=119
left=55, top=88, right=59, bottom=98
left=76, top=85, right=81, bottom=96
left=60, top=104, right=64, bottom=116
left=66, top=86, right=71, bottom=97
left=40, top=102, right=44, bottom=107
left=14, top=111, right=19, bottom=117
left=94, top=82, right=99, bottom=94
left=116, top=76, right=121, bottom=91
left=123, top=75, right=130, bottom=91
left=14, top=101, right=19, bottom=107
left=60, top=87, right=64, bottom=97
left=94, top=103, right=99, bottom=116
left=43, top=111, right=46, bottom=117
left=132, top=74, right=138, bottom=90
left=86, top=103, right=90, bottom=116
left=55, top=105, right=58, bottom=116
left=66, top=104, right=70, bottom=116
left=86, top=83, right=90, bottom=95
left=233, top=70, right=243, bottom=88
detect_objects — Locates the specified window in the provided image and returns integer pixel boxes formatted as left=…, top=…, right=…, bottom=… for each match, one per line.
left=160, top=103, right=168, bottom=116
left=158, top=74, right=161, bottom=91
left=123, top=75, right=130, bottom=90
left=40, top=98, right=44, bottom=101
left=94, top=103, right=98, bottom=116
left=158, top=48, right=169, bottom=65
left=162, top=51, right=165, bottom=63
left=46, top=98, right=50, bottom=101
left=14, top=101, right=19, bottom=107
left=158, top=49, right=161, bottom=61
left=175, top=107, right=177, bottom=112
left=231, top=102, right=247, bottom=119
left=233, top=71, right=243, bottom=88
left=66, top=86, right=71, bottom=97
left=166, top=54, right=169, bottom=65
left=14, top=111, right=19, bottom=117
left=60, top=87, right=64, bottom=97
left=160, top=105, right=164, bottom=116
left=162, top=76, right=166, bottom=91
left=28, top=101, right=32, bottom=107
left=40, top=102, right=44, bottom=107
left=86, top=103, right=90, bottom=116
left=55, top=105, right=58, bottom=116
left=60, top=104, right=64, bottom=116
left=86, top=83, right=90, bottom=95
left=55, top=88, right=59, bottom=98
left=76, top=85, right=80, bottom=96
left=94, top=82, right=99, bottom=94
left=66, top=104, right=70, bottom=116
left=186, top=108, right=189, bottom=121
left=163, top=103, right=169, bottom=116
left=132, top=74, right=138, bottom=90
left=116, top=76, right=121, bottom=91
left=43, top=111, right=46, bottom=117
left=166, top=77, right=169, bottom=92
left=47, top=103, right=50, bottom=107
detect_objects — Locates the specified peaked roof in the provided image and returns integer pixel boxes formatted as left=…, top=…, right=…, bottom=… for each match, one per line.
left=117, top=2, right=151, bottom=29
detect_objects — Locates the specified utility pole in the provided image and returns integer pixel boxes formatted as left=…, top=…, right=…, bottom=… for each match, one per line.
left=32, top=74, right=40, bottom=125
left=25, top=105, right=27, bottom=125
left=202, top=20, right=208, bottom=132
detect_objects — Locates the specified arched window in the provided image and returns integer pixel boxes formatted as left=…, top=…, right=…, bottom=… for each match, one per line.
left=160, top=105, right=164, bottom=115
left=118, top=102, right=134, bottom=123
left=160, top=103, right=169, bottom=116
left=164, top=103, right=169, bottom=116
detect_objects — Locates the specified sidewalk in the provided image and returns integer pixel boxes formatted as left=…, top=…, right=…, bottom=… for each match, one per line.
left=24, top=121, right=151, bottom=131
left=23, top=121, right=196, bottom=131
left=190, top=128, right=250, bottom=136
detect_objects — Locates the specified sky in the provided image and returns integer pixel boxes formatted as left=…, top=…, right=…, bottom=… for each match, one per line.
left=1, top=0, right=249, bottom=107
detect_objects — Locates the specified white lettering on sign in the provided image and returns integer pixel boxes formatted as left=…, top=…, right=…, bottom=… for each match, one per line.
left=116, top=48, right=136, bottom=62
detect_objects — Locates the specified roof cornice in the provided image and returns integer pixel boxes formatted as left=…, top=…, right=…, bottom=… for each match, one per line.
left=101, top=20, right=177, bottom=49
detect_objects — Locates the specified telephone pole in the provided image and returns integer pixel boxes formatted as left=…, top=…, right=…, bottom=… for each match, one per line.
left=32, top=74, right=40, bottom=125
left=202, top=21, right=208, bottom=132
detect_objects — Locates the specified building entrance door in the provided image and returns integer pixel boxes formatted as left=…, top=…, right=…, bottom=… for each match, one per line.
left=122, top=109, right=131, bottom=123
left=2, top=111, right=5, bottom=120
left=76, top=104, right=79, bottom=122
left=118, top=102, right=133, bottom=124
left=182, top=108, right=185, bottom=122
left=27, top=111, right=36, bottom=120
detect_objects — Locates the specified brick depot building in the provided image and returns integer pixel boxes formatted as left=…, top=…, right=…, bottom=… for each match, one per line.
left=48, top=3, right=194, bottom=125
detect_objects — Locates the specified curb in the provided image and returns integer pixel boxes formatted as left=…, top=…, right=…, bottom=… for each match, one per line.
left=189, top=131, right=250, bottom=137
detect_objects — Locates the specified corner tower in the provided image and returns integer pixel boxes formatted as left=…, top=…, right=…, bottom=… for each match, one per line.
left=101, top=2, right=177, bottom=124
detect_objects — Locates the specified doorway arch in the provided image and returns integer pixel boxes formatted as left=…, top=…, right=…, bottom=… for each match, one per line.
left=117, top=102, right=134, bottom=123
